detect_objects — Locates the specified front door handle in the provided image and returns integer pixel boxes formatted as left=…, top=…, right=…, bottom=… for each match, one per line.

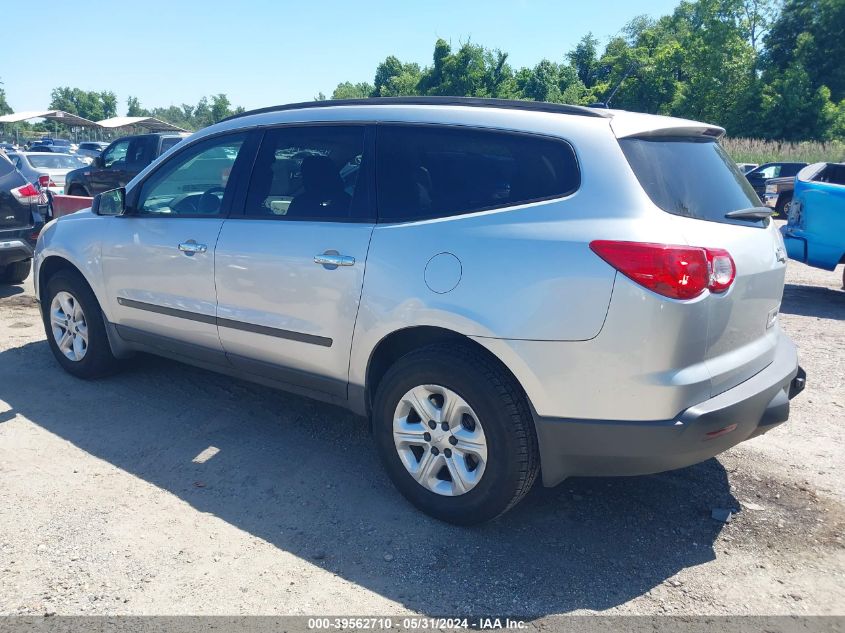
left=178, top=240, right=207, bottom=255
left=314, top=252, right=355, bottom=269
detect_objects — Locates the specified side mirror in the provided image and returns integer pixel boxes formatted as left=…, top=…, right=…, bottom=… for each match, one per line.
left=93, top=187, right=126, bottom=216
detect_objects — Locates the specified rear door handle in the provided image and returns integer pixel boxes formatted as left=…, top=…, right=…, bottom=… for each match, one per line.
left=314, top=253, right=355, bottom=268
left=178, top=240, right=207, bottom=255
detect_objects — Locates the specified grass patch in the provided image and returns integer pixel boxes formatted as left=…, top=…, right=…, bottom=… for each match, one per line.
left=722, top=138, right=845, bottom=165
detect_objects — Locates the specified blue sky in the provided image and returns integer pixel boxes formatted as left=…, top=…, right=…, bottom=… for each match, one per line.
left=2, top=0, right=679, bottom=114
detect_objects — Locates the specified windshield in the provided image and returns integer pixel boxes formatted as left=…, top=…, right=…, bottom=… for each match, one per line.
left=28, top=154, right=87, bottom=169
left=620, top=137, right=763, bottom=226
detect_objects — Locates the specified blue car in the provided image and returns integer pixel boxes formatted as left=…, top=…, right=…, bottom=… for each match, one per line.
left=781, top=162, right=845, bottom=287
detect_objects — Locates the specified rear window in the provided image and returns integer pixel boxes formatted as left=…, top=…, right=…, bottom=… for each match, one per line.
left=377, top=125, right=580, bottom=222
left=620, top=137, right=762, bottom=225
left=28, top=154, right=86, bottom=169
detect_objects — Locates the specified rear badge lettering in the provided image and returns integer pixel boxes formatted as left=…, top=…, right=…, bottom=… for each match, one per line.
left=766, top=308, right=778, bottom=329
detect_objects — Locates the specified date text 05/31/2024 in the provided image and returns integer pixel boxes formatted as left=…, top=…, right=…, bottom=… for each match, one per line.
left=307, top=618, right=527, bottom=629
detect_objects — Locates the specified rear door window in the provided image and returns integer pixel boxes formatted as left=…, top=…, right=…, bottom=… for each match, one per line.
left=243, top=125, right=369, bottom=221
left=620, top=137, right=762, bottom=226
left=376, top=125, right=580, bottom=222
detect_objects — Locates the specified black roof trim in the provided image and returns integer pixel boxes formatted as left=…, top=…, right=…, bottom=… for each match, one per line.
left=222, top=96, right=611, bottom=123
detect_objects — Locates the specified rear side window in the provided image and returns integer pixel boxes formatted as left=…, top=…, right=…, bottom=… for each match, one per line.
left=0, top=153, right=14, bottom=176
left=377, top=125, right=580, bottom=222
left=620, top=137, right=761, bottom=225
left=243, top=126, right=369, bottom=221
left=160, top=137, right=182, bottom=154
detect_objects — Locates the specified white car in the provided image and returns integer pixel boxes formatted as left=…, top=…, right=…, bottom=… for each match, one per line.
left=8, top=152, right=88, bottom=195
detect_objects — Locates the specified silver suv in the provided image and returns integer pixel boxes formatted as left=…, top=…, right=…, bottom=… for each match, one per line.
left=34, top=97, right=805, bottom=524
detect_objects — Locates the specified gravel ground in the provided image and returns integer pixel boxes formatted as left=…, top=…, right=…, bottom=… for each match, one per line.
left=0, top=259, right=843, bottom=619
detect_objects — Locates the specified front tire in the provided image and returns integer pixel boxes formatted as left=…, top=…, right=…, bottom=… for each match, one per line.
left=373, top=343, right=539, bottom=525
left=0, top=259, right=31, bottom=284
left=42, top=270, right=118, bottom=378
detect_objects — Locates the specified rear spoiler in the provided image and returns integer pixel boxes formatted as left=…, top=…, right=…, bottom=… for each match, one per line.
left=609, top=111, right=725, bottom=140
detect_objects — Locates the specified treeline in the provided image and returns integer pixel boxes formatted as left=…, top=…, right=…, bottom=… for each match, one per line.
left=0, top=85, right=246, bottom=133
left=323, top=0, right=845, bottom=142
left=48, top=89, right=245, bottom=130
left=125, top=94, right=245, bottom=131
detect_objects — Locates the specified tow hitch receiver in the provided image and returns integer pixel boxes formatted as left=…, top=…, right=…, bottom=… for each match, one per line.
left=789, top=366, right=807, bottom=399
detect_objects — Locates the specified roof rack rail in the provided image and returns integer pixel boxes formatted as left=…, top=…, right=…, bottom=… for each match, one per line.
left=221, top=96, right=611, bottom=123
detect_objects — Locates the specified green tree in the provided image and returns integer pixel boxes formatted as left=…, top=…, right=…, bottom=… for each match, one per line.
left=210, top=93, right=233, bottom=122
left=331, top=81, right=374, bottom=99
left=126, top=95, right=148, bottom=117
left=567, top=33, right=601, bottom=88
left=0, top=78, right=11, bottom=115
left=100, top=91, right=117, bottom=118
left=373, top=56, right=421, bottom=96
left=764, top=0, right=845, bottom=102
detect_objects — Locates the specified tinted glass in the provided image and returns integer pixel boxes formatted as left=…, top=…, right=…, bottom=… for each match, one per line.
left=160, top=137, right=182, bottom=154
left=136, top=133, right=245, bottom=216
left=620, top=137, right=762, bottom=225
left=0, top=153, right=13, bottom=176
left=244, top=126, right=368, bottom=220
left=377, top=125, right=579, bottom=222
left=780, top=164, right=803, bottom=177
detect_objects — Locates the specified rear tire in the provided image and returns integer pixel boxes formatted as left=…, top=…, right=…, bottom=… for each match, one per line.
left=42, top=270, right=118, bottom=379
left=775, top=192, right=793, bottom=218
left=0, top=259, right=31, bottom=284
left=372, top=343, right=540, bottom=525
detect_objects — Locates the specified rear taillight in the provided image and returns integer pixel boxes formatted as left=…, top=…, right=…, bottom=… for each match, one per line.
left=706, top=248, right=735, bottom=293
left=37, top=174, right=56, bottom=188
left=11, top=183, right=40, bottom=200
left=589, top=240, right=736, bottom=300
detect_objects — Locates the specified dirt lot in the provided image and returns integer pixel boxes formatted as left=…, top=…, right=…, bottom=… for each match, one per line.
left=0, top=260, right=843, bottom=619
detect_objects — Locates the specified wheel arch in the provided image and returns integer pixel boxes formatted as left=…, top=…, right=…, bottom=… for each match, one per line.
left=363, top=325, right=530, bottom=418
left=38, top=254, right=132, bottom=359
left=38, top=255, right=85, bottom=302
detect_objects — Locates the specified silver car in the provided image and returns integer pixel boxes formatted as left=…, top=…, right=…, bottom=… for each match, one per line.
left=7, top=151, right=88, bottom=195
left=33, top=97, right=805, bottom=524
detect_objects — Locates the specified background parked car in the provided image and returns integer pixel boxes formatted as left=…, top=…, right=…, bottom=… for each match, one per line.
left=7, top=151, right=88, bottom=196
left=763, top=174, right=798, bottom=217
left=0, top=153, right=47, bottom=284
left=27, top=144, right=58, bottom=153
left=782, top=162, right=845, bottom=288
left=745, top=162, right=807, bottom=197
left=75, top=141, right=109, bottom=163
left=736, top=162, right=758, bottom=174
left=64, top=132, right=187, bottom=196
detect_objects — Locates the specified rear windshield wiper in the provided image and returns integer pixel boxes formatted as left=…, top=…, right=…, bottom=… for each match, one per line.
left=725, top=207, right=775, bottom=220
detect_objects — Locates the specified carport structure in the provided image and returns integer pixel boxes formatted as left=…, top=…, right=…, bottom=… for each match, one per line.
left=96, top=116, right=188, bottom=133
left=0, top=109, right=101, bottom=142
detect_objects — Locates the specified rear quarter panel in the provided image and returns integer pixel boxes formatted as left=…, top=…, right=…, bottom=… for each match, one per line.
left=348, top=110, right=689, bottom=389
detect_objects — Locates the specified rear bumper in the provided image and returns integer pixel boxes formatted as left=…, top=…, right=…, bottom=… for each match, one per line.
left=0, top=237, right=34, bottom=267
left=534, top=334, right=804, bottom=486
